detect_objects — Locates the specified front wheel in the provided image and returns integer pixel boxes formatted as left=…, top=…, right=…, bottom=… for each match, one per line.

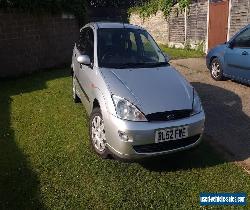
left=89, top=108, right=109, bottom=159
left=210, top=58, right=224, bottom=81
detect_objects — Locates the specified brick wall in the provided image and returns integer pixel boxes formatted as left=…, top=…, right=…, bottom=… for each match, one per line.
left=129, top=0, right=208, bottom=50
left=229, top=0, right=250, bottom=38
left=0, top=11, right=79, bottom=78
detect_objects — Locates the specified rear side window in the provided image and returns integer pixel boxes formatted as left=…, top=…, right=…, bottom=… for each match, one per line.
left=234, top=28, right=250, bottom=48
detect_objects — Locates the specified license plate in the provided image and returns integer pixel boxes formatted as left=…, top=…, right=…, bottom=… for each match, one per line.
left=155, top=126, right=188, bottom=143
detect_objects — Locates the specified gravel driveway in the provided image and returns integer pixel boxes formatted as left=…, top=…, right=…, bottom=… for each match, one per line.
left=171, top=58, right=250, bottom=171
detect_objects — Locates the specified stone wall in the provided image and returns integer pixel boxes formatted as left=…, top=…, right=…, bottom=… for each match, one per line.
left=168, top=7, right=185, bottom=47
left=129, top=0, right=208, bottom=50
left=187, top=0, right=208, bottom=48
left=129, top=11, right=169, bottom=44
left=0, top=11, right=79, bottom=78
left=229, top=0, right=250, bottom=38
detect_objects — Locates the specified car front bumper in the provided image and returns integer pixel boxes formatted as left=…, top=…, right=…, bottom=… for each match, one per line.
left=103, top=111, right=205, bottom=159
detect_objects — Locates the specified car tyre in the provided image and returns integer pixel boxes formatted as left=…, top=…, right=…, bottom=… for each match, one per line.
left=210, top=58, right=224, bottom=81
left=72, top=73, right=81, bottom=103
left=89, top=107, right=110, bottom=159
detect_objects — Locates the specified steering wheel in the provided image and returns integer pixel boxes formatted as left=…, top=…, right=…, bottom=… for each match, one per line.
left=101, top=47, right=115, bottom=63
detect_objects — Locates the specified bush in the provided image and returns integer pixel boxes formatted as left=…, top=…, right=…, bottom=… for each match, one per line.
left=129, top=0, right=191, bottom=19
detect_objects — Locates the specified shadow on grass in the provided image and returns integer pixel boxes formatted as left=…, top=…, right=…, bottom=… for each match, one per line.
left=0, top=69, right=70, bottom=209
left=140, top=82, right=250, bottom=172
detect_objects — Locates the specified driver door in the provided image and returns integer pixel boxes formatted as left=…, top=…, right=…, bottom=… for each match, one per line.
left=75, top=27, right=95, bottom=112
left=224, top=28, right=250, bottom=82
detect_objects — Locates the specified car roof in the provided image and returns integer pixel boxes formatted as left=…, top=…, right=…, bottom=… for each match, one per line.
left=87, top=22, right=144, bottom=30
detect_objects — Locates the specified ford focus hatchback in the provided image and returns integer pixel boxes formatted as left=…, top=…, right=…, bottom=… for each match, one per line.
left=207, top=24, right=250, bottom=84
left=71, top=22, right=205, bottom=159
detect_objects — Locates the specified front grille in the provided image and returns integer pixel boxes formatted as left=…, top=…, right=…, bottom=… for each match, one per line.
left=133, top=135, right=200, bottom=153
left=146, top=109, right=192, bottom=122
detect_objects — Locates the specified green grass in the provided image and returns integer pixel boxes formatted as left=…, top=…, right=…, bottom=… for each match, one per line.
left=0, top=69, right=249, bottom=209
left=160, top=44, right=205, bottom=60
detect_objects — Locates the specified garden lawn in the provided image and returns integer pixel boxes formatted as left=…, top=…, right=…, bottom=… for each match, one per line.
left=160, top=44, right=205, bottom=60
left=0, top=68, right=249, bottom=209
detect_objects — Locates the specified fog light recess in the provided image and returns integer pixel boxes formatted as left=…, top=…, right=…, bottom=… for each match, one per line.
left=118, top=131, right=132, bottom=142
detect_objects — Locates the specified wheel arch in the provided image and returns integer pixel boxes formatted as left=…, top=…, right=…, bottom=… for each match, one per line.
left=93, top=99, right=100, bottom=109
left=90, top=89, right=111, bottom=118
left=209, top=56, right=218, bottom=67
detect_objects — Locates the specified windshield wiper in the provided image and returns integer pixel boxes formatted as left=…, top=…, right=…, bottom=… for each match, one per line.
left=114, top=62, right=169, bottom=69
left=114, top=63, right=145, bottom=69
left=147, top=62, right=169, bottom=67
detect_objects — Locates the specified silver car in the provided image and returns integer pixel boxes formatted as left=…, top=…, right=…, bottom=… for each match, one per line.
left=71, top=22, right=205, bottom=159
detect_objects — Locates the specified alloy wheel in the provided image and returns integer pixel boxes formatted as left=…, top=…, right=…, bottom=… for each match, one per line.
left=91, top=116, right=106, bottom=153
left=211, top=61, right=221, bottom=78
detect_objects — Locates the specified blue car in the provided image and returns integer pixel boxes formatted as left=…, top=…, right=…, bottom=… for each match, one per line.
left=206, top=24, right=250, bottom=85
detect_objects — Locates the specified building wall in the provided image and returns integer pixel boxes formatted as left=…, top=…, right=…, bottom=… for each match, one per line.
left=129, top=0, right=208, bottom=50
left=0, top=11, right=79, bottom=78
left=229, top=0, right=250, bottom=38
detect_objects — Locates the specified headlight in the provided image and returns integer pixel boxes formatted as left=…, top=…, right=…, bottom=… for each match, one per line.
left=112, top=95, right=147, bottom=121
left=191, top=90, right=203, bottom=115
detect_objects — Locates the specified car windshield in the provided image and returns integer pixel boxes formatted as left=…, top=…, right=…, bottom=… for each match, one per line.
left=97, top=28, right=168, bottom=68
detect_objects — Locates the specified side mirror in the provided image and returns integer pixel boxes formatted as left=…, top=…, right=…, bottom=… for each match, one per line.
left=228, top=40, right=235, bottom=49
left=77, top=55, right=91, bottom=65
left=164, top=53, right=171, bottom=62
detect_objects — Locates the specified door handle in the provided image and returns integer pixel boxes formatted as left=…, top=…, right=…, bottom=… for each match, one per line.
left=242, top=51, right=248, bottom=55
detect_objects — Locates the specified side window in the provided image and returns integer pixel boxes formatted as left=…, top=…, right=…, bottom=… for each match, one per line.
left=77, top=28, right=94, bottom=63
left=234, top=28, right=250, bottom=48
left=130, top=32, right=137, bottom=52
left=140, top=33, right=159, bottom=61
left=77, top=29, right=87, bottom=52
left=86, top=29, right=94, bottom=63
left=140, top=34, right=155, bottom=54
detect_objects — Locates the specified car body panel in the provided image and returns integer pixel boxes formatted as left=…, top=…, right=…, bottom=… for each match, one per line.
left=96, top=22, right=143, bottom=30
left=100, top=66, right=193, bottom=115
left=224, top=47, right=250, bottom=82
